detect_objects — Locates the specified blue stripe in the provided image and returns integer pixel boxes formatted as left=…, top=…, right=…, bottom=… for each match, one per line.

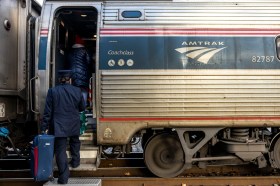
left=100, top=36, right=279, bottom=70
left=38, top=37, right=48, bottom=70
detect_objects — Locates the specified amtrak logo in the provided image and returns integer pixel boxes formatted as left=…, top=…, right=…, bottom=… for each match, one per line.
left=175, top=47, right=226, bottom=64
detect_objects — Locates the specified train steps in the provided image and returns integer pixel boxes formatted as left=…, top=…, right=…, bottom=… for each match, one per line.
left=54, top=114, right=99, bottom=171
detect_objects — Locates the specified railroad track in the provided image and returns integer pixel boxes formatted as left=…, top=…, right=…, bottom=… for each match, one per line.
left=1, top=176, right=280, bottom=186
left=1, top=155, right=280, bottom=185
left=1, top=156, right=279, bottom=177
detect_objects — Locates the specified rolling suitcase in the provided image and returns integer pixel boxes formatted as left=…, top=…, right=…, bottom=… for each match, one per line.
left=30, top=134, right=55, bottom=181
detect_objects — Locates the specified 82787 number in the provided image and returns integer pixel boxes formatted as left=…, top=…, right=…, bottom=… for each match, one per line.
left=252, top=56, right=274, bottom=63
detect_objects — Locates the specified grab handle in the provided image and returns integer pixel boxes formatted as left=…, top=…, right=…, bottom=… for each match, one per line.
left=90, top=74, right=96, bottom=118
left=29, top=76, right=40, bottom=113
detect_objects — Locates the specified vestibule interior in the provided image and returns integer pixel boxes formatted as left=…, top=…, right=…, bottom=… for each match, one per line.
left=51, top=7, right=97, bottom=87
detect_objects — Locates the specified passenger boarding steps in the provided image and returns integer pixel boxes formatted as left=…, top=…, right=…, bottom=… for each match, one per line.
left=54, top=113, right=99, bottom=171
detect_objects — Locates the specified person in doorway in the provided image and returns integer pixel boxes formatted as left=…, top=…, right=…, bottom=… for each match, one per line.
left=68, top=35, right=91, bottom=107
left=41, top=72, right=85, bottom=184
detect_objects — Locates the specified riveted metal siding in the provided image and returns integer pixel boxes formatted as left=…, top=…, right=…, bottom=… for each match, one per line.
left=102, top=1, right=280, bottom=28
left=100, top=70, right=280, bottom=118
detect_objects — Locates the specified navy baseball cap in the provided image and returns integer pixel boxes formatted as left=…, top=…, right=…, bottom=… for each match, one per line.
left=58, top=70, right=72, bottom=79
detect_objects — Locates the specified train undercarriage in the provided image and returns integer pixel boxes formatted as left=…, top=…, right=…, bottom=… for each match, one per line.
left=2, top=117, right=280, bottom=178
left=0, top=120, right=37, bottom=159
left=104, top=127, right=280, bottom=178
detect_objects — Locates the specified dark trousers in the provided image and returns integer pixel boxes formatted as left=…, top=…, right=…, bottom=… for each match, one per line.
left=54, top=136, right=80, bottom=184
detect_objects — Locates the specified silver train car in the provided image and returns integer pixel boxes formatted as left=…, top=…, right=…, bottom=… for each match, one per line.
left=13, top=0, right=280, bottom=177
left=0, top=0, right=40, bottom=157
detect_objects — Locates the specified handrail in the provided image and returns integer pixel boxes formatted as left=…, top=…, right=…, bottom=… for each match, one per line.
left=90, top=74, right=96, bottom=118
left=29, top=76, right=40, bottom=113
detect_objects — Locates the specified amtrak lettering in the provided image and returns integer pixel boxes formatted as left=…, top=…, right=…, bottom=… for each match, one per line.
left=182, top=41, right=224, bottom=46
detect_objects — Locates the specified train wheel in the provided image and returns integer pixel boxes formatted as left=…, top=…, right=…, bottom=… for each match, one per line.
left=269, top=136, right=280, bottom=168
left=144, top=132, right=185, bottom=178
left=141, top=129, right=154, bottom=149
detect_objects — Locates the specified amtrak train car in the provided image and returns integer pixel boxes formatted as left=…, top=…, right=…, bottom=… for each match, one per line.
left=0, top=0, right=40, bottom=158
left=34, top=0, right=280, bottom=177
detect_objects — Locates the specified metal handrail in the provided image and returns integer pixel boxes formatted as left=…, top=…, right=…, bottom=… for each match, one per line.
left=29, top=76, right=40, bottom=113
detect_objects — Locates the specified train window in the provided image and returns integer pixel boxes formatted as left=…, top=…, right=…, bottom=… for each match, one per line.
left=276, top=36, right=280, bottom=60
left=122, top=11, right=142, bottom=18
left=119, top=9, right=144, bottom=20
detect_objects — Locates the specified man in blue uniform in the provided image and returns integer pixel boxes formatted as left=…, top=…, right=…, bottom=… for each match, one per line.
left=41, top=72, right=85, bottom=184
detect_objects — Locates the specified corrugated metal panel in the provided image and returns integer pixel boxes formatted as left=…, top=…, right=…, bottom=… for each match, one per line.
left=100, top=70, right=280, bottom=117
left=103, top=1, right=280, bottom=27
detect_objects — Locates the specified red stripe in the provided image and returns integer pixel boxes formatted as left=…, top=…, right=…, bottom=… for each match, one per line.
left=101, top=28, right=280, bottom=31
left=100, top=28, right=280, bottom=36
left=34, top=147, right=38, bottom=177
left=100, top=116, right=280, bottom=122
left=101, top=32, right=278, bottom=36
left=40, top=29, right=48, bottom=36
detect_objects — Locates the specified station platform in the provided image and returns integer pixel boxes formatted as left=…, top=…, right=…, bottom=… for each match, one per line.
left=44, top=178, right=101, bottom=186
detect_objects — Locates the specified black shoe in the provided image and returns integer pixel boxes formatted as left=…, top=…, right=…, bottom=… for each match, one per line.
left=69, top=160, right=80, bottom=168
left=57, top=180, right=67, bottom=184
left=71, top=163, right=80, bottom=168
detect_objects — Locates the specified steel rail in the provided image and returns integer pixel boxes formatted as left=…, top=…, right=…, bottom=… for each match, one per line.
left=1, top=176, right=280, bottom=186
left=102, top=177, right=280, bottom=186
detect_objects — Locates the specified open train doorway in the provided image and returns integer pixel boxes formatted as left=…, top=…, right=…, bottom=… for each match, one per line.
left=51, top=7, right=97, bottom=114
left=50, top=7, right=98, bottom=148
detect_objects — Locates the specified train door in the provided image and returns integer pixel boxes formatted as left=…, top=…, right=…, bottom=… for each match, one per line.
left=51, top=7, right=100, bottom=166
left=35, top=4, right=100, bottom=116
left=51, top=7, right=98, bottom=115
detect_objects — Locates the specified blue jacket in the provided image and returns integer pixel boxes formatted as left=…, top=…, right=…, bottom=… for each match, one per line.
left=68, top=45, right=91, bottom=88
left=41, top=83, right=85, bottom=137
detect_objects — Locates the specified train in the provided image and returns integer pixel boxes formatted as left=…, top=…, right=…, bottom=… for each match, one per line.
left=0, top=0, right=40, bottom=157
left=2, top=0, right=280, bottom=178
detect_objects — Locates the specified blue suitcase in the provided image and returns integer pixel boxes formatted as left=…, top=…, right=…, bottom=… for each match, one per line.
left=30, top=134, right=55, bottom=181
